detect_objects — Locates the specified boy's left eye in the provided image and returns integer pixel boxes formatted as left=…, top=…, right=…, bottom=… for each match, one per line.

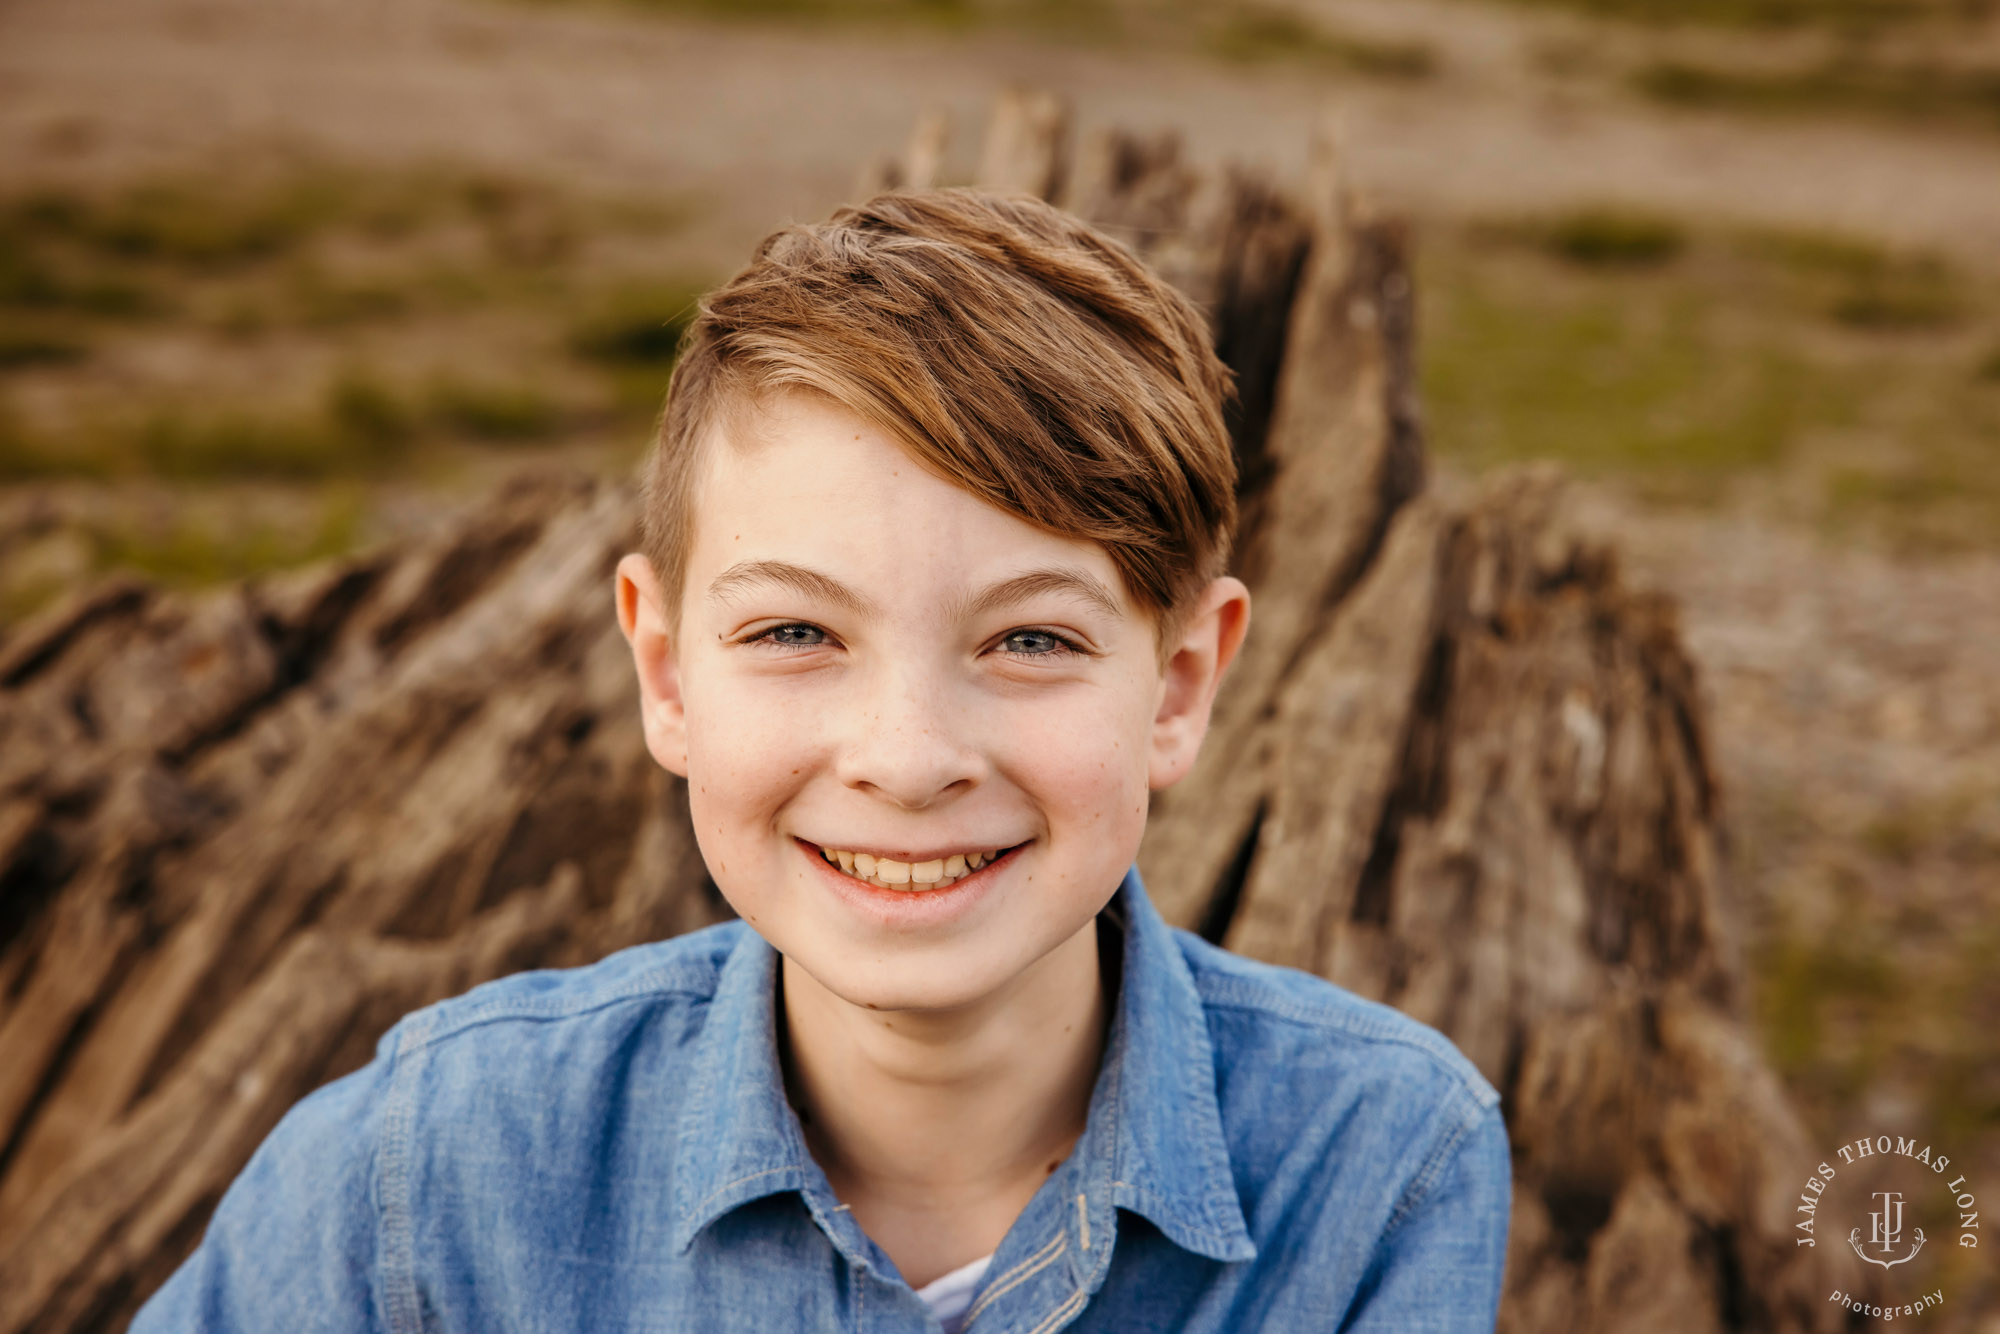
left=743, top=623, right=1083, bottom=657
left=997, top=628, right=1079, bottom=657
left=754, top=623, right=828, bottom=649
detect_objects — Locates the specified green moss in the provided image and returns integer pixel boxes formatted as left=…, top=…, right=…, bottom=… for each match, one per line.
left=1420, top=259, right=1824, bottom=481
left=1496, top=207, right=1688, bottom=268
left=74, top=178, right=354, bottom=268
left=0, top=246, right=165, bottom=317
left=568, top=283, right=702, bottom=367
left=123, top=372, right=423, bottom=480
left=1744, top=227, right=1894, bottom=280
left=286, top=267, right=416, bottom=327
left=537, top=0, right=1089, bottom=36
left=1634, top=56, right=2000, bottom=131
left=0, top=322, right=89, bottom=368
left=1757, top=934, right=1900, bottom=1085
left=91, top=489, right=369, bottom=588
left=327, top=373, right=417, bottom=448
left=1205, top=5, right=1437, bottom=77
left=1495, top=0, right=1982, bottom=31
left=1829, top=279, right=1964, bottom=331
left=1739, top=227, right=1967, bottom=331
left=132, top=412, right=344, bottom=480
left=428, top=379, right=563, bottom=441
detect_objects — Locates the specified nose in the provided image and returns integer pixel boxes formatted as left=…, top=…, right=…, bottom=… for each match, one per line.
left=833, top=660, right=986, bottom=808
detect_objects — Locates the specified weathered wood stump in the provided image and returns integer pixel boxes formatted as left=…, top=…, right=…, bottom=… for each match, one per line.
left=0, top=102, right=1843, bottom=1332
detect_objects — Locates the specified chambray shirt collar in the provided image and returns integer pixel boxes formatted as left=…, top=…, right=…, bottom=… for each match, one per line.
left=669, top=864, right=1257, bottom=1266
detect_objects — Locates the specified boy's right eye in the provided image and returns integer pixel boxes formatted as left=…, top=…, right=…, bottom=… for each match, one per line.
left=750, top=622, right=829, bottom=650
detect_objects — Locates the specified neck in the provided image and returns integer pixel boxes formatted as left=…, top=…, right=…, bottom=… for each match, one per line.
left=778, top=919, right=1110, bottom=1281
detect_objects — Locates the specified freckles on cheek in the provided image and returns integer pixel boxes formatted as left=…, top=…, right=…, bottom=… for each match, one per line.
left=685, top=682, right=817, bottom=819
left=1010, top=705, right=1149, bottom=822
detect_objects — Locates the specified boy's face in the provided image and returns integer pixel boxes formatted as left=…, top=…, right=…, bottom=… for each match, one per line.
left=616, top=389, right=1247, bottom=1014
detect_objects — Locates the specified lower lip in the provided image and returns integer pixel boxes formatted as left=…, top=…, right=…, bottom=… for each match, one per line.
left=798, top=839, right=1023, bottom=929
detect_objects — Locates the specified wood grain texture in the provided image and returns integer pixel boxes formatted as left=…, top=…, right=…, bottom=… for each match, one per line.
left=0, top=102, right=1849, bottom=1333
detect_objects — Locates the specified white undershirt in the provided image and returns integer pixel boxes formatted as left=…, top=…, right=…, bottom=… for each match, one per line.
left=914, top=1251, right=995, bottom=1333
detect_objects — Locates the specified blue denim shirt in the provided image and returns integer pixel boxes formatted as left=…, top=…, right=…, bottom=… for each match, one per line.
left=135, top=865, right=1510, bottom=1332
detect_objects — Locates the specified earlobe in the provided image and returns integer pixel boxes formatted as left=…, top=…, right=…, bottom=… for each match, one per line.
left=1148, top=576, right=1251, bottom=791
left=614, top=553, right=690, bottom=778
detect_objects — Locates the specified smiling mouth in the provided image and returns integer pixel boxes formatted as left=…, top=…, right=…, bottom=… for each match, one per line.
left=808, top=842, right=1024, bottom=893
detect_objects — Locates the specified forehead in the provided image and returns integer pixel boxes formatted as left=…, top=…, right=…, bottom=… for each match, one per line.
left=685, top=390, right=1131, bottom=605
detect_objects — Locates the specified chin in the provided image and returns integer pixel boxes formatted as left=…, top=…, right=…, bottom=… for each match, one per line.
left=803, top=954, right=1005, bottom=1015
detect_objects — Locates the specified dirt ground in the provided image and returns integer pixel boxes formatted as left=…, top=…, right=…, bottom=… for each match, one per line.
left=8, top=0, right=2000, bottom=269
left=3, top=0, right=1998, bottom=1314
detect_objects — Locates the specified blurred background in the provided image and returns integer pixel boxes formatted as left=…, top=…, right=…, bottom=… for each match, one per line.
left=1, top=0, right=1995, bottom=1320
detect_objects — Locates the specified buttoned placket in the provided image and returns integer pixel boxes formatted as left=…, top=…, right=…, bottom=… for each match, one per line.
left=670, top=866, right=1255, bottom=1332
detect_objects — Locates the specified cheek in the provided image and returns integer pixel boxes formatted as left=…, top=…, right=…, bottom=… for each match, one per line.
left=680, top=675, right=814, bottom=852
left=1000, top=686, right=1155, bottom=838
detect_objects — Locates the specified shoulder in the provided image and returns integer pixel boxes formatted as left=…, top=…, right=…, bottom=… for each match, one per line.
left=389, top=918, right=749, bottom=1056
left=1168, top=929, right=1509, bottom=1244
left=1175, top=928, right=1498, bottom=1113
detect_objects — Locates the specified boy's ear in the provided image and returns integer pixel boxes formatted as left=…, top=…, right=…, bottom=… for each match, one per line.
left=1148, top=575, right=1252, bottom=791
left=614, top=553, right=690, bottom=778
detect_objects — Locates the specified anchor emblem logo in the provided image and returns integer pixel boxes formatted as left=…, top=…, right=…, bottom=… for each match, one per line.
left=1849, top=1190, right=1926, bottom=1269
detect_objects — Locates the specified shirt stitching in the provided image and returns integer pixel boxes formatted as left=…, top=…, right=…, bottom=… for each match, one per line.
left=960, top=1232, right=1066, bottom=1327
left=1023, top=1289, right=1088, bottom=1334
left=691, top=1165, right=797, bottom=1215
left=377, top=1016, right=427, bottom=1334
left=1381, top=1102, right=1484, bottom=1235
left=398, top=967, right=725, bottom=1053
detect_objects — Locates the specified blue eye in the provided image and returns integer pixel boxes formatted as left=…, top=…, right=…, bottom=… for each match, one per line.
left=755, top=623, right=827, bottom=649
left=1000, top=629, right=1077, bottom=657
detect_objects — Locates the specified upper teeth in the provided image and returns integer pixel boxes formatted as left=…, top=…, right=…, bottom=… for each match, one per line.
left=819, top=846, right=1002, bottom=892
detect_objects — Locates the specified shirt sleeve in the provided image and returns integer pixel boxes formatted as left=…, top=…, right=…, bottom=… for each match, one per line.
left=130, top=1031, right=403, bottom=1334
left=1341, top=1099, right=1512, bottom=1333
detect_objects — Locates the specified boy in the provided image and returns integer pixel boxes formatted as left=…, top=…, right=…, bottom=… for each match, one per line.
left=134, top=190, right=1509, bottom=1332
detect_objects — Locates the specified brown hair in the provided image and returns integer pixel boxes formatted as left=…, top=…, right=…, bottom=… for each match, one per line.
left=640, top=188, right=1238, bottom=656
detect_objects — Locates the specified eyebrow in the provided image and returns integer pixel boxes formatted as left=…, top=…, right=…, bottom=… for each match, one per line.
left=703, top=560, right=1123, bottom=623
left=949, top=566, right=1123, bottom=623
left=706, top=560, right=880, bottom=617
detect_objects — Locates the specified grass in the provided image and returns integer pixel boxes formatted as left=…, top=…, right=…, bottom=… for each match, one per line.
left=1486, top=206, right=1688, bottom=268
left=428, top=378, right=564, bottom=441
left=132, top=408, right=391, bottom=481
left=506, top=0, right=1442, bottom=76
left=1743, top=227, right=1968, bottom=331
left=526, top=0, right=1106, bottom=40
left=1634, top=56, right=2000, bottom=133
left=1495, top=0, right=1990, bottom=32
left=1423, top=209, right=2000, bottom=548
left=327, top=373, right=418, bottom=448
left=1820, top=393, right=2000, bottom=550
left=1751, top=791, right=2000, bottom=1201
left=1419, top=252, right=1826, bottom=483
left=0, top=164, right=682, bottom=329
left=89, top=489, right=370, bottom=590
left=568, top=283, right=701, bottom=367
left=0, top=160, right=710, bottom=485
left=284, top=267, right=417, bottom=328
left=8, top=182, right=324, bottom=270
left=0, top=322, right=90, bottom=369
left=1757, top=932, right=1900, bottom=1097
left=1204, top=5, right=1438, bottom=78
left=0, top=244, right=166, bottom=317
left=0, top=375, right=429, bottom=483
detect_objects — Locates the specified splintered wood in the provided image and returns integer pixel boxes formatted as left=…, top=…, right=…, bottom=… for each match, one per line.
left=0, top=101, right=1848, bottom=1333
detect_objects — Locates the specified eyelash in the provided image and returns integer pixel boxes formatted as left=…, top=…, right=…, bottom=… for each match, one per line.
left=744, top=623, right=1087, bottom=659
